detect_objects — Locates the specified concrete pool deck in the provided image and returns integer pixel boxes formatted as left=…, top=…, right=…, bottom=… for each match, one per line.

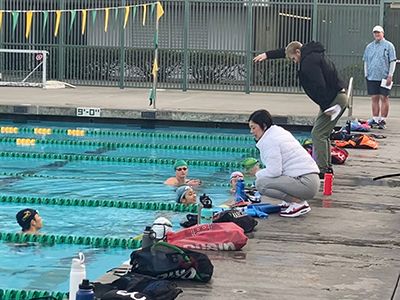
left=1, top=86, right=400, bottom=299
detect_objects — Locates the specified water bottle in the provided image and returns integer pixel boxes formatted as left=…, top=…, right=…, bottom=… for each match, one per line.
left=254, top=192, right=262, bottom=203
left=323, top=173, right=333, bottom=195
left=346, top=120, right=351, bottom=134
left=69, top=253, right=86, bottom=300
left=199, top=194, right=213, bottom=224
left=76, top=279, right=94, bottom=300
left=141, top=226, right=155, bottom=249
left=235, top=178, right=246, bottom=203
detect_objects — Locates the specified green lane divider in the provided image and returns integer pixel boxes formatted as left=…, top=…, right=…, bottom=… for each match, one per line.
left=0, top=151, right=265, bottom=168
left=0, top=172, right=254, bottom=188
left=0, top=137, right=259, bottom=155
left=0, top=289, right=67, bottom=300
left=0, top=195, right=199, bottom=213
left=0, top=232, right=141, bottom=249
left=7, top=126, right=309, bottom=144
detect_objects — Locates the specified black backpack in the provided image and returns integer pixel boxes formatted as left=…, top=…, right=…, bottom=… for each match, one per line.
left=213, top=209, right=258, bottom=233
left=129, top=242, right=214, bottom=283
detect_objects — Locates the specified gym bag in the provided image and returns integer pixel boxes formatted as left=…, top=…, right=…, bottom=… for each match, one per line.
left=166, top=222, right=248, bottom=251
left=129, top=242, right=213, bottom=282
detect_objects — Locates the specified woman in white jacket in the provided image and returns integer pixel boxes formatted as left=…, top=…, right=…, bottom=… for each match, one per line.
left=248, top=109, right=320, bottom=217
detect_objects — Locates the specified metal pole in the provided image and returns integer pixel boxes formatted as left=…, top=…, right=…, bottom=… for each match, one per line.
left=245, top=0, right=253, bottom=94
left=43, top=51, right=47, bottom=88
left=312, top=0, right=318, bottom=41
left=182, top=0, right=189, bottom=92
left=119, top=0, right=126, bottom=89
left=152, top=8, right=159, bottom=109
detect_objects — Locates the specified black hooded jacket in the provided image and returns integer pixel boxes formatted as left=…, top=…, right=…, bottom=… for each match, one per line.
left=265, top=42, right=346, bottom=111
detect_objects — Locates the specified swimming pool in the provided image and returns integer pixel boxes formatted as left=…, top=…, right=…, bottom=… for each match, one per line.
left=0, top=120, right=311, bottom=293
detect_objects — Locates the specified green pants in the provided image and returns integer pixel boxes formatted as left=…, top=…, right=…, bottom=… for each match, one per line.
left=311, top=92, right=348, bottom=173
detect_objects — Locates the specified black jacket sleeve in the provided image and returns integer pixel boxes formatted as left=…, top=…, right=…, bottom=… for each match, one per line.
left=265, top=48, right=286, bottom=60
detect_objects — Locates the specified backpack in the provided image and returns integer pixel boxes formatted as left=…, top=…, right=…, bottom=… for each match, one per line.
left=335, top=134, right=379, bottom=149
left=213, top=209, right=258, bottom=233
left=331, top=146, right=349, bottom=164
left=129, top=242, right=213, bottom=282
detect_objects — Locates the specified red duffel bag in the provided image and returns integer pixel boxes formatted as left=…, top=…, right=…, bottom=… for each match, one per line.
left=166, top=222, right=248, bottom=251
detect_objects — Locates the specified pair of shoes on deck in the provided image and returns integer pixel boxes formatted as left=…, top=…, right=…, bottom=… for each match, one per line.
left=279, top=201, right=311, bottom=218
left=368, top=119, right=387, bottom=130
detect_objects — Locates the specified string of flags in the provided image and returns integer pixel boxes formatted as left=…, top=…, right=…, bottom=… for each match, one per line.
left=0, top=1, right=164, bottom=38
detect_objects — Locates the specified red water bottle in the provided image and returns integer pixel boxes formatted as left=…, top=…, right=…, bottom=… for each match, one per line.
left=323, top=173, right=333, bottom=195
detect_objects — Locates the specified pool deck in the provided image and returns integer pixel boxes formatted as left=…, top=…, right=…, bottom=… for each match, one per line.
left=2, top=86, right=400, bottom=300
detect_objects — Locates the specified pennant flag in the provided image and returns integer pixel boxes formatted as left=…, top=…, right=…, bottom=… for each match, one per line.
left=92, top=10, right=97, bottom=25
left=104, top=8, right=109, bottom=32
left=0, top=12, right=2, bottom=31
left=82, top=10, right=87, bottom=34
left=55, top=10, right=61, bottom=37
left=42, top=11, right=49, bottom=36
left=69, top=10, right=76, bottom=33
left=149, top=88, right=155, bottom=106
left=132, top=7, right=137, bottom=21
left=12, top=12, right=19, bottom=35
left=142, top=5, right=147, bottom=26
left=26, top=11, right=33, bottom=38
left=152, top=58, right=159, bottom=77
left=157, top=2, right=164, bottom=21
left=114, top=7, right=118, bottom=29
left=151, top=3, right=155, bottom=16
left=124, top=6, right=130, bottom=29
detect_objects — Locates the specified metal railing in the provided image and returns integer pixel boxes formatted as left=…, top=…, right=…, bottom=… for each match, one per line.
left=0, top=0, right=398, bottom=96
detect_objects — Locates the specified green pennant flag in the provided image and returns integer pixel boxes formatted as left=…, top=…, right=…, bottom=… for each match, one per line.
left=92, top=10, right=97, bottom=25
left=69, top=10, right=76, bottom=33
left=12, top=12, right=19, bottom=37
left=42, top=11, right=49, bottom=37
left=149, top=88, right=155, bottom=106
left=151, top=3, right=155, bottom=16
left=132, top=7, right=137, bottom=21
left=153, top=30, right=158, bottom=49
left=114, top=8, right=118, bottom=29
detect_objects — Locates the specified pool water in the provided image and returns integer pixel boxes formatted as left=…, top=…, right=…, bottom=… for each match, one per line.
left=0, top=120, right=311, bottom=292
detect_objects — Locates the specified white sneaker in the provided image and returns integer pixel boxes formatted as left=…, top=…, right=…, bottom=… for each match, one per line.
left=279, top=201, right=311, bottom=217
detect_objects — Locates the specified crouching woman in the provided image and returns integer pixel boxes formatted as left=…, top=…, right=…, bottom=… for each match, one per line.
left=248, top=109, right=320, bottom=217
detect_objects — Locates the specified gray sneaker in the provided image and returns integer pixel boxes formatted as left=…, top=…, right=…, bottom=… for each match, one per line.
left=378, top=120, right=387, bottom=130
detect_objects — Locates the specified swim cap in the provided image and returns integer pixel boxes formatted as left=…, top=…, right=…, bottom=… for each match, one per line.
left=16, top=208, right=38, bottom=229
left=241, top=158, right=258, bottom=170
left=176, top=186, right=192, bottom=203
left=230, top=171, right=244, bottom=181
left=174, top=159, right=187, bottom=170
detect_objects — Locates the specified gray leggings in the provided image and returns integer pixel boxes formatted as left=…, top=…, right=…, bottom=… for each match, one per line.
left=255, top=173, right=320, bottom=202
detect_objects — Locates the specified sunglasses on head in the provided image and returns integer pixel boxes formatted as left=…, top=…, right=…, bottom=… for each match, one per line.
left=176, top=167, right=188, bottom=171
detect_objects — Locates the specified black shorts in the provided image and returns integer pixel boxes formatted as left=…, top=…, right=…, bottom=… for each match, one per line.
left=366, top=79, right=390, bottom=96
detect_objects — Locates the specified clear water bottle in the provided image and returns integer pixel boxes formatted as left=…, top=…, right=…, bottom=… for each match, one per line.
left=76, top=279, right=94, bottom=300
left=199, top=194, right=213, bottom=224
left=235, top=178, right=246, bottom=203
left=69, top=253, right=86, bottom=300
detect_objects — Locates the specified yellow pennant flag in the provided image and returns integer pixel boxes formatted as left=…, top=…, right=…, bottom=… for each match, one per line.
left=26, top=11, right=33, bottom=38
left=152, top=59, right=159, bottom=77
left=124, top=6, right=129, bottom=29
left=105, top=8, right=109, bottom=32
left=82, top=10, right=87, bottom=35
left=54, top=11, right=61, bottom=37
left=0, top=12, right=2, bottom=31
left=157, top=2, right=164, bottom=21
left=142, top=5, right=147, bottom=26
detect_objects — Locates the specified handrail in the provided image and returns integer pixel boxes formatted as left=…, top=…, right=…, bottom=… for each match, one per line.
left=347, top=77, right=354, bottom=117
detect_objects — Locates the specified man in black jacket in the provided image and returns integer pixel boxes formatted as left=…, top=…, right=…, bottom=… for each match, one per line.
left=253, top=41, right=348, bottom=178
